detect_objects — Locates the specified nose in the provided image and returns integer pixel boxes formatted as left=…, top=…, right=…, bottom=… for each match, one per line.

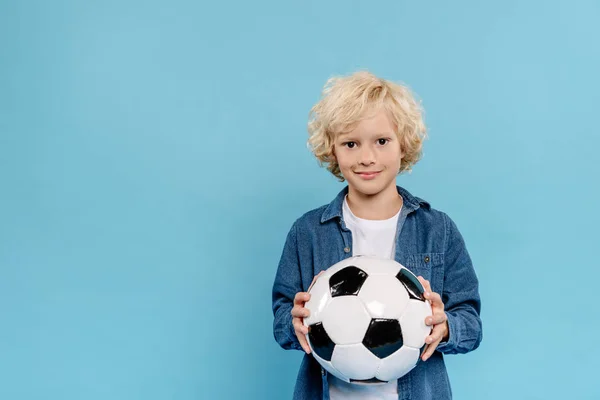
left=359, top=145, right=375, bottom=166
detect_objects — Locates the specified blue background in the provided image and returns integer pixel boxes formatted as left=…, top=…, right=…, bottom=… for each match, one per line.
left=1, top=1, right=599, bottom=399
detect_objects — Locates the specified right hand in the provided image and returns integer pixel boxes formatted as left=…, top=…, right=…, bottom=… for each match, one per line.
left=292, top=291, right=311, bottom=353
left=291, top=271, right=324, bottom=354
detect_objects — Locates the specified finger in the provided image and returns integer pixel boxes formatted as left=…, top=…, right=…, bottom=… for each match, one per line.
left=309, top=271, right=325, bottom=291
left=421, top=278, right=432, bottom=294
left=421, top=343, right=434, bottom=361
left=418, top=279, right=434, bottom=300
left=293, top=317, right=309, bottom=335
left=425, top=311, right=447, bottom=326
left=423, top=289, right=443, bottom=310
left=425, top=292, right=444, bottom=311
left=294, top=292, right=310, bottom=305
left=291, top=306, right=309, bottom=318
left=432, top=310, right=447, bottom=326
left=293, top=319, right=311, bottom=353
left=425, top=323, right=447, bottom=344
left=421, top=335, right=442, bottom=361
left=421, top=343, right=430, bottom=360
left=298, top=331, right=311, bottom=354
left=312, top=270, right=325, bottom=282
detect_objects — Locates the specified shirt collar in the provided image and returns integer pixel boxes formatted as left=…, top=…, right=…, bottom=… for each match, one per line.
left=320, top=185, right=430, bottom=224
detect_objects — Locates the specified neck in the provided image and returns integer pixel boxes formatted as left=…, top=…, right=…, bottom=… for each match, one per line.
left=346, top=183, right=403, bottom=220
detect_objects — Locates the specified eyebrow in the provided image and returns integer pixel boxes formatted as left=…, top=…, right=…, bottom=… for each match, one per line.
left=338, top=132, right=394, bottom=139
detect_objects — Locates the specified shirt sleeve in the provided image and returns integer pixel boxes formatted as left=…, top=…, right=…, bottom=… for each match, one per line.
left=272, top=221, right=304, bottom=351
left=435, top=213, right=483, bottom=354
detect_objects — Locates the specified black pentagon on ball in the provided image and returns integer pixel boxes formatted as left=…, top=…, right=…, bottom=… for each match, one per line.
left=329, top=266, right=368, bottom=297
left=396, top=268, right=426, bottom=301
left=308, top=322, right=335, bottom=361
left=350, top=377, right=388, bottom=384
left=362, top=318, right=403, bottom=359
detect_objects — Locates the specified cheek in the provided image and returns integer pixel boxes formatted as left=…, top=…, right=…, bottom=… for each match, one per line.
left=339, top=161, right=353, bottom=173
left=335, top=152, right=354, bottom=170
left=382, top=149, right=402, bottom=168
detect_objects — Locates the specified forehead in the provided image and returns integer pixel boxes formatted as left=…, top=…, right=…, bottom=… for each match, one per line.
left=336, top=111, right=396, bottom=139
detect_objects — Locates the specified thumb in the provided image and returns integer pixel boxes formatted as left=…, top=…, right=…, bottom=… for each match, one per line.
left=309, top=271, right=325, bottom=290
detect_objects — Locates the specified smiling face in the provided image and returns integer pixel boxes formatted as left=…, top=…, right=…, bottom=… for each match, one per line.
left=333, top=109, right=403, bottom=198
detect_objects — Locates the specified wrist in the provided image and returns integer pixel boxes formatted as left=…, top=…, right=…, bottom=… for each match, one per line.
left=442, top=318, right=449, bottom=341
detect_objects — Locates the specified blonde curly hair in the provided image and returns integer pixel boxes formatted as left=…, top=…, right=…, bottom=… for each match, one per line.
left=307, top=71, right=427, bottom=181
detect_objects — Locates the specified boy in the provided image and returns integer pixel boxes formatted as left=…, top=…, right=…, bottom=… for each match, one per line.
left=272, top=71, right=482, bottom=399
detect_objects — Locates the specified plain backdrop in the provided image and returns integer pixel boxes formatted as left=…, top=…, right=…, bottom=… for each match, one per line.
left=1, top=1, right=599, bottom=399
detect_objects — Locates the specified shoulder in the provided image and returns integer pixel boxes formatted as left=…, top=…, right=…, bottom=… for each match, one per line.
left=416, top=202, right=450, bottom=222
left=291, top=204, right=330, bottom=233
left=406, top=193, right=448, bottom=222
left=403, top=192, right=458, bottom=236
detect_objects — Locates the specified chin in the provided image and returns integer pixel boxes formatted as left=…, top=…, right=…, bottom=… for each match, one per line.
left=347, top=181, right=389, bottom=196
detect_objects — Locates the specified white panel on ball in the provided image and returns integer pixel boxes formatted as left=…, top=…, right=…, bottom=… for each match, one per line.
left=376, top=346, right=420, bottom=381
left=399, top=299, right=433, bottom=348
left=358, top=275, right=410, bottom=319
left=312, top=350, right=349, bottom=382
left=331, top=343, right=381, bottom=380
left=353, top=257, right=402, bottom=276
left=321, top=296, right=371, bottom=345
left=304, top=276, right=332, bottom=326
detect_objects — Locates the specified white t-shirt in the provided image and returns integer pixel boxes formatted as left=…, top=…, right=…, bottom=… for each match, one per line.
left=328, top=195, right=402, bottom=400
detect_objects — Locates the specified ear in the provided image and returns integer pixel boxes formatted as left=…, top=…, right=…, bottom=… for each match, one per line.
left=398, top=145, right=404, bottom=172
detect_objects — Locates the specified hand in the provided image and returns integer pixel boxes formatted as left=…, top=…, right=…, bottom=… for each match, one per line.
left=291, top=291, right=311, bottom=353
left=417, top=276, right=449, bottom=361
left=291, top=271, right=325, bottom=354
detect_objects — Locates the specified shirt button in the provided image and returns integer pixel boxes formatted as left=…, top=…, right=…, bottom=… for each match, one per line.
left=321, top=368, right=326, bottom=376
left=344, top=247, right=351, bottom=253
left=424, top=256, right=430, bottom=263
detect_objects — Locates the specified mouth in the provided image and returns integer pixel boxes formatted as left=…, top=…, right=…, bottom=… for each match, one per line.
left=355, top=171, right=381, bottom=180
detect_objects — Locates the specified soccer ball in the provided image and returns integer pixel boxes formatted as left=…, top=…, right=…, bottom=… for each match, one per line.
left=304, top=256, right=432, bottom=384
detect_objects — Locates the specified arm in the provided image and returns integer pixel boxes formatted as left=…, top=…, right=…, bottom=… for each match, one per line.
left=435, top=213, right=483, bottom=355
left=272, top=221, right=304, bottom=351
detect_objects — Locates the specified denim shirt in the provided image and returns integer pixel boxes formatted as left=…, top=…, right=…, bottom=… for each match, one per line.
left=272, top=185, right=483, bottom=400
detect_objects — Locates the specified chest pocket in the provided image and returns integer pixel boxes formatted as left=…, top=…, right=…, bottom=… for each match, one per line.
left=400, top=253, right=444, bottom=294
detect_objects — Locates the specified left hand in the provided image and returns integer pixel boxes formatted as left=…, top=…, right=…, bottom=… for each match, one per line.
left=417, top=276, right=449, bottom=361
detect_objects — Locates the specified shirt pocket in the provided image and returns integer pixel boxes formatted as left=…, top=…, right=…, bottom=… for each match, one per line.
left=401, top=252, right=445, bottom=294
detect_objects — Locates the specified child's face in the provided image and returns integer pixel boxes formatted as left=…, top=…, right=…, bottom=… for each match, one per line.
left=333, top=109, right=402, bottom=197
